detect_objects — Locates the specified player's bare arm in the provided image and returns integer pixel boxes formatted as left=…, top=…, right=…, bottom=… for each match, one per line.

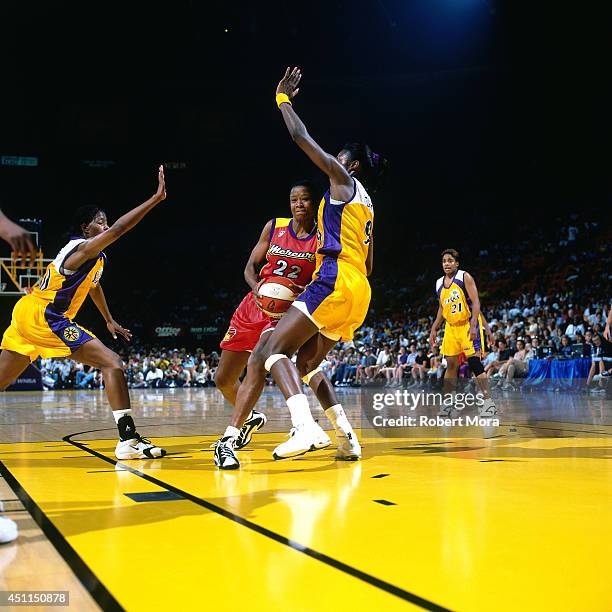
left=480, top=314, right=495, bottom=349
left=464, top=272, right=482, bottom=341
left=65, top=166, right=167, bottom=270
left=604, top=305, right=612, bottom=341
left=89, top=283, right=132, bottom=341
left=429, top=304, right=444, bottom=349
left=276, top=67, right=354, bottom=202
left=244, top=220, right=273, bottom=301
left=366, top=234, right=374, bottom=276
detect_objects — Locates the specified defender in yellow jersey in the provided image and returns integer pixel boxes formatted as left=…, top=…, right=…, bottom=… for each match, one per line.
left=429, top=248, right=498, bottom=417
left=0, top=167, right=168, bottom=463
left=216, top=67, right=388, bottom=468
left=2, top=240, right=105, bottom=361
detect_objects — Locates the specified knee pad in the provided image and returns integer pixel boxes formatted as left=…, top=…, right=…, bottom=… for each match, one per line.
left=301, top=366, right=322, bottom=385
left=264, top=354, right=288, bottom=372
left=467, top=356, right=485, bottom=377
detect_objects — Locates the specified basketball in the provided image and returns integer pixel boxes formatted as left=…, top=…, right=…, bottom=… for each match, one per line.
left=258, top=277, right=297, bottom=319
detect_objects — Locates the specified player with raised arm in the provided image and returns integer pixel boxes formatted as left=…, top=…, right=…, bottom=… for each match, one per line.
left=0, top=167, right=169, bottom=464
left=214, top=67, right=388, bottom=468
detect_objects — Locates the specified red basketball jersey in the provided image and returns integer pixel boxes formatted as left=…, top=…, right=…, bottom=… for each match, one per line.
left=259, top=217, right=317, bottom=286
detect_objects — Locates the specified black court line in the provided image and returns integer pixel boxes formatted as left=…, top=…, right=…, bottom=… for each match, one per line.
left=0, top=458, right=123, bottom=612
left=374, top=499, right=397, bottom=506
left=64, top=428, right=452, bottom=612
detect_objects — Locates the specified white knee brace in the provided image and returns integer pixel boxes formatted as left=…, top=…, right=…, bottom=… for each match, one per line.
left=264, top=353, right=288, bottom=372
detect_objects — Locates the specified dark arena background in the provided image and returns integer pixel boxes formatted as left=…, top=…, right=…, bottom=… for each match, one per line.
left=0, top=2, right=610, bottom=611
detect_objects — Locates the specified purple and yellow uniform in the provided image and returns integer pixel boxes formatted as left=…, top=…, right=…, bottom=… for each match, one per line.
left=293, top=177, right=373, bottom=341
left=436, top=269, right=485, bottom=357
left=1, top=239, right=104, bottom=361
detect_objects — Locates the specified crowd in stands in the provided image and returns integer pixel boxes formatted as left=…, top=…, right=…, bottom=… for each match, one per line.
left=320, top=290, right=611, bottom=393
left=35, top=289, right=611, bottom=394
left=38, top=348, right=220, bottom=391
left=33, top=211, right=611, bottom=394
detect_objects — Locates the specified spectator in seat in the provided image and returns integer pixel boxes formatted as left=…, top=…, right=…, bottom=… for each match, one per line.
left=356, top=349, right=376, bottom=385
left=392, top=346, right=410, bottom=387
left=427, top=346, right=445, bottom=387
left=146, top=365, right=164, bottom=388
left=486, top=340, right=511, bottom=378
left=559, top=335, right=573, bottom=358
left=366, top=344, right=391, bottom=383
left=500, top=339, right=533, bottom=389
left=587, top=334, right=608, bottom=393
left=409, top=347, right=430, bottom=387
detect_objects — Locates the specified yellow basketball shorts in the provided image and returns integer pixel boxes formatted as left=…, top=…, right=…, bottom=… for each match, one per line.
left=293, top=258, right=371, bottom=342
left=1, top=294, right=96, bottom=361
left=441, top=316, right=485, bottom=358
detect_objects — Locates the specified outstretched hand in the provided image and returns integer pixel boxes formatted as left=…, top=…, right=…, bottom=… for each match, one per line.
left=107, top=320, right=132, bottom=342
left=155, top=165, right=166, bottom=202
left=0, top=215, right=37, bottom=267
left=276, top=66, right=302, bottom=100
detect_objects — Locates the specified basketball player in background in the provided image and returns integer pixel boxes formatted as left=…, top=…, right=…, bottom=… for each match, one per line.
left=0, top=167, right=168, bottom=470
left=429, top=248, right=497, bottom=417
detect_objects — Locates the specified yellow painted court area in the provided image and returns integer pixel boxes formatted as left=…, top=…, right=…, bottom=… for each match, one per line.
left=1, top=422, right=611, bottom=612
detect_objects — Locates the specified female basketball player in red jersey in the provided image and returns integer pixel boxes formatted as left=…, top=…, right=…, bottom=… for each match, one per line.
left=213, top=180, right=318, bottom=452
left=214, top=67, right=388, bottom=467
left=0, top=167, right=168, bottom=467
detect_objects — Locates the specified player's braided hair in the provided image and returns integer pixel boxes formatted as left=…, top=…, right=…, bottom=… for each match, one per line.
left=340, top=143, right=389, bottom=192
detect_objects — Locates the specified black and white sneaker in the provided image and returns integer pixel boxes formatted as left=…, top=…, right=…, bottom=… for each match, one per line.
left=214, top=437, right=240, bottom=470
left=478, top=398, right=498, bottom=418
left=115, top=435, right=167, bottom=459
left=234, top=410, right=267, bottom=450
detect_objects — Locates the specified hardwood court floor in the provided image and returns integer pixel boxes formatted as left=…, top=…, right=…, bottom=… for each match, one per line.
left=0, top=388, right=611, bottom=611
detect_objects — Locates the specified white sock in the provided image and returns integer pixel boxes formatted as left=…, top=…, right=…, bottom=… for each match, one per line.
left=223, top=425, right=240, bottom=440
left=325, top=404, right=355, bottom=438
left=112, top=408, right=131, bottom=423
left=286, top=394, right=315, bottom=428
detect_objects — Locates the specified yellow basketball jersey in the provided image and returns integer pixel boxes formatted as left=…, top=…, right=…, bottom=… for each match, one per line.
left=315, top=177, right=373, bottom=276
left=31, top=239, right=105, bottom=319
left=436, top=269, right=472, bottom=324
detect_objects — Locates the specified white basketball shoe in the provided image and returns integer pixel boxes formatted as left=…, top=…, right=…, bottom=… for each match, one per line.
left=336, top=431, right=362, bottom=461
left=273, top=422, right=331, bottom=460
left=115, top=435, right=167, bottom=460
